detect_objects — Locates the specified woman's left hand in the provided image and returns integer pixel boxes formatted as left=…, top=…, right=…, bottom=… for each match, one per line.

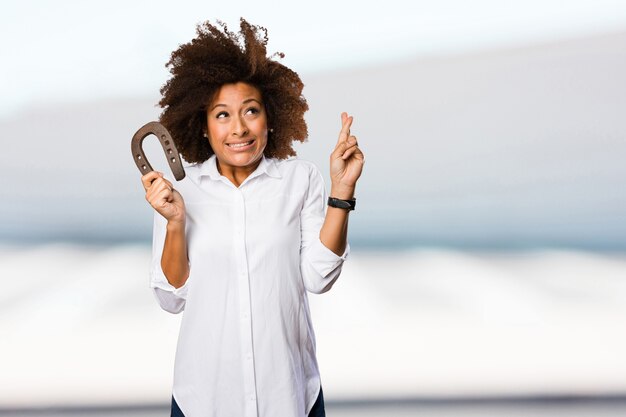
left=330, top=112, right=365, bottom=193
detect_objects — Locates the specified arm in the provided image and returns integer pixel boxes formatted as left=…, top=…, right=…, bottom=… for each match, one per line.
left=320, top=183, right=354, bottom=256
left=143, top=171, right=190, bottom=313
left=300, top=112, right=364, bottom=294
left=161, top=220, right=189, bottom=289
left=321, top=112, right=363, bottom=256
left=299, top=168, right=351, bottom=294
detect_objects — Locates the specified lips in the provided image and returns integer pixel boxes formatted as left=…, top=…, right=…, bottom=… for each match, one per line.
left=227, top=140, right=253, bottom=147
left=226, top=139, right=255, bottom=151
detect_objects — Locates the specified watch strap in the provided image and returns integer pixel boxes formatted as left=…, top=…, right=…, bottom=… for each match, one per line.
left=327, top=196, right=356, bottom=211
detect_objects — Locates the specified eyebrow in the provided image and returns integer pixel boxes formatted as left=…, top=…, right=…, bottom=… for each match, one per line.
left=210, top=98, right=262, bottom=112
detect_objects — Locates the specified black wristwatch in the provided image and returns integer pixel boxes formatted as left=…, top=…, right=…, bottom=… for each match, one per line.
left=328, top=196, right=356, bottom=211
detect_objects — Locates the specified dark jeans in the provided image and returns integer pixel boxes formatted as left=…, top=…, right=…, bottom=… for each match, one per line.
left=171, top=386, right=326, bottom=417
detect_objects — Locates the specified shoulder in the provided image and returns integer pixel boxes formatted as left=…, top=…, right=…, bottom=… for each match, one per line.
left=182, top=160, right=203, bottom=177
left=271, top=156, right=323, bottom=180
left=269, top=157, right=326, bottom=197
left=157, top=160, right=207, bottom=199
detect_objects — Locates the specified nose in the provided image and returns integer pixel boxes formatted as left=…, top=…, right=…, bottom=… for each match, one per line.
left=232, top=115, right=249, bottom=137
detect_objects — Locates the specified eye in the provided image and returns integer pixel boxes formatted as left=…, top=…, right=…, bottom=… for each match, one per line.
left=245, top=107, right=260, bottom=116
left=216, top=111, right=228, bottom=119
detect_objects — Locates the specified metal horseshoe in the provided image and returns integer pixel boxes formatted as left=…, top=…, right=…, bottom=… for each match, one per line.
left=131, top=121, right=186, bottom=181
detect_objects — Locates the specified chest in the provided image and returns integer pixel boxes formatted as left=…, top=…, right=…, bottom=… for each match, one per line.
left=182, top=181, right=306, bottom=263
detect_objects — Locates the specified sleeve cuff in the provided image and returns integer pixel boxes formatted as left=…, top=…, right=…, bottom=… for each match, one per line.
left=304, top=238, right=350, bottom=278
left=149, top=263, right=190, bottom=299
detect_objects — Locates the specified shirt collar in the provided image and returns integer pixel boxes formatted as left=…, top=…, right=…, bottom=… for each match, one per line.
left=194, top=154, right=282, bottom=183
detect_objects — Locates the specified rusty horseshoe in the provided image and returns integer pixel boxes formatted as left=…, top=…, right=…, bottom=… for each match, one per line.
left=131, top=121, right=186, bottom=181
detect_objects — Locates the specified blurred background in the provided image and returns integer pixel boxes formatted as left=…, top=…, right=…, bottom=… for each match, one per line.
left=2, top=0, right=626, bottom=415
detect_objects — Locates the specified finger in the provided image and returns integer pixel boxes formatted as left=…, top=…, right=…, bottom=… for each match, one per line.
left=337, top=113, right=353, bottom=144
left=350, top=146, right=365, bottom=163
left=154, top=187, right=174, bottom=207
left=333, top=134, right=358, bottom=153
left=146, top=185, right=167, bottom=206
left=149, top=177, right=168, bottom=192
left=161, top=187, right=175, bottom=203
left=162, top=178, right=175, bottom=192
left=141, top=171, right=163, bottom=190
left=146, top=177, right=170, bottom=200
left=342, top=145, right=359, bottom=160
left=332, top=138, right=351, bottom=159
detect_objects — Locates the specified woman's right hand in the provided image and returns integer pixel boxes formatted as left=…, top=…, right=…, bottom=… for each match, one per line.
left=142, top=171, right=186, bottom=225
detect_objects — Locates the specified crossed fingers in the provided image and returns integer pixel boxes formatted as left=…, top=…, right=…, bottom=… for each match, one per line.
left=335, top=112, right=359, bottom=160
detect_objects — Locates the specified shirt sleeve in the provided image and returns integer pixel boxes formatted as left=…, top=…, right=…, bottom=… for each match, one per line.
left=300, top=163, right=350, bottom=294
left=149, top=210, right=190, bottom=314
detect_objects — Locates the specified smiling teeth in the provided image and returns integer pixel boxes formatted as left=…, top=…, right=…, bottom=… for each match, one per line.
left=228, top=140, right=253, bottom=148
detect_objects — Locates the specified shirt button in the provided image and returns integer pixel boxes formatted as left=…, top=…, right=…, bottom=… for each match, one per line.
left=251, top=395, right=256, bottom=401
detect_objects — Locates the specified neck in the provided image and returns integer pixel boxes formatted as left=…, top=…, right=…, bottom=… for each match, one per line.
left=216, top=157, right=263, bottom=188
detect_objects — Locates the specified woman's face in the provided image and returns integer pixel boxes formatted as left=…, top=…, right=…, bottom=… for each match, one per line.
left=205, top=82, right=268, bottom=172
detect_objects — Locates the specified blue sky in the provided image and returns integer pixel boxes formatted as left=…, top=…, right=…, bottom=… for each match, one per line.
left=2, top=0, right=626, bottom=118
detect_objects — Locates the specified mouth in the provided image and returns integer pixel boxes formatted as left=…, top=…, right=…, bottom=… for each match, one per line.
left=226, top=139, right=255, bottom=151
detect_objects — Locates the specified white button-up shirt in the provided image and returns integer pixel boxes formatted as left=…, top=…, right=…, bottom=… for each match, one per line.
left=149, top=154, right=350, bottom=417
